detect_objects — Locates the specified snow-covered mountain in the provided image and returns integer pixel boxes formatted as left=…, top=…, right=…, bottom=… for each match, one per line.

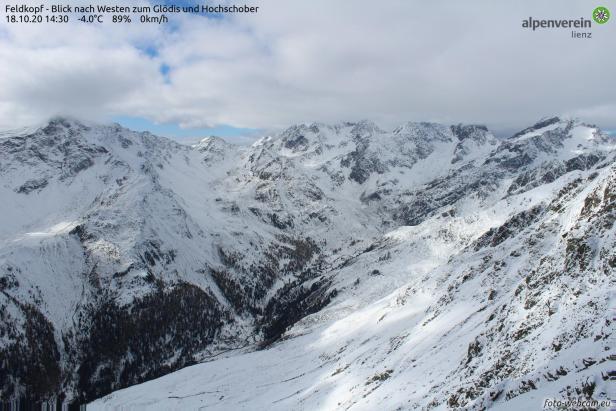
left=0, top=117, right=614, bottom=409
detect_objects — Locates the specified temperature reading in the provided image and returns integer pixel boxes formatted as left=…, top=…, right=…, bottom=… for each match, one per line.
left=78, top=14, right=103, bottom=23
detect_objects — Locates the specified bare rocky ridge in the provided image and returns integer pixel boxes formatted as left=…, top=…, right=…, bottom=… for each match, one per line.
left=0, top=117, right=614, bottom=409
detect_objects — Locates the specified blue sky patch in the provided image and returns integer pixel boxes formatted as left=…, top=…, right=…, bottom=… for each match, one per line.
left=113, top=115, right=259, bottom=139
left=155, top=0, right=226, bottom=20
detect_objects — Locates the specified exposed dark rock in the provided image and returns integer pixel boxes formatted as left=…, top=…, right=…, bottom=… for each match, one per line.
left=260, top=277, right=336, bottom=342
left=511, top=117, right=561, bottom=139
left=451, top=124, right=488, bottom=140
left=284, top=134, right=309, bottom=151
left=473, top=205, right=544, bottom=251
left=565, top=153, right=603, bottom=173
left=16, top=178, right=48, bottom=194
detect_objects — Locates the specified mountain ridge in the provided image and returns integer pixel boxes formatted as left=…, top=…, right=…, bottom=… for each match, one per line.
left=0, top=116, right=614, bottom=409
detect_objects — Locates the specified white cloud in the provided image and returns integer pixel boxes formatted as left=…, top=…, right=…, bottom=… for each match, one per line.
left=1, top=0, right=615, bottom=132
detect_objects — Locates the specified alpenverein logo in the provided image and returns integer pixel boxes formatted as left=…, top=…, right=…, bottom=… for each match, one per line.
left=521, top=7, right=611, bottom=39
left=592, top=6, right=610, bottom=24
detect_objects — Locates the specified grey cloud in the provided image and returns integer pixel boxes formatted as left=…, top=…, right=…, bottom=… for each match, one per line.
left=0, top=0, right=614, bottom=132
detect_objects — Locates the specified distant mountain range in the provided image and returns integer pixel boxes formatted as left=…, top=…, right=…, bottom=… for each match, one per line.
left=0, top=116, right=614, bottom=409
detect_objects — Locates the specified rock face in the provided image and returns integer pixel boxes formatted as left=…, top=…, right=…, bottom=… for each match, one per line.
left=0, top=117, right=614, bottom=409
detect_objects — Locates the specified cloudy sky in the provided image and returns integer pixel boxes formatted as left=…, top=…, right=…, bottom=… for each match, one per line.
left=1, top=0, right=615, bottom=138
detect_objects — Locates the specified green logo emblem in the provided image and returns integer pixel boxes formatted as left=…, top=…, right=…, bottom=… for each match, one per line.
left=592, top=6, right=610, bottom=24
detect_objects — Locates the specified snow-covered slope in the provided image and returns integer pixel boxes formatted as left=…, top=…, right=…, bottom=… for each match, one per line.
left=1, top=117, right=614, bottom=409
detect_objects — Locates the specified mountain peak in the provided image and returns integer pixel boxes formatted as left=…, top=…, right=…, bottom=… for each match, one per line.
left=347, top=119, right=384, bottom=138
left=45, top=115, right=91, bottom=128
left=392, top=121, right=454, bottom=143
left=450, top=123, right=490, bottom=140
